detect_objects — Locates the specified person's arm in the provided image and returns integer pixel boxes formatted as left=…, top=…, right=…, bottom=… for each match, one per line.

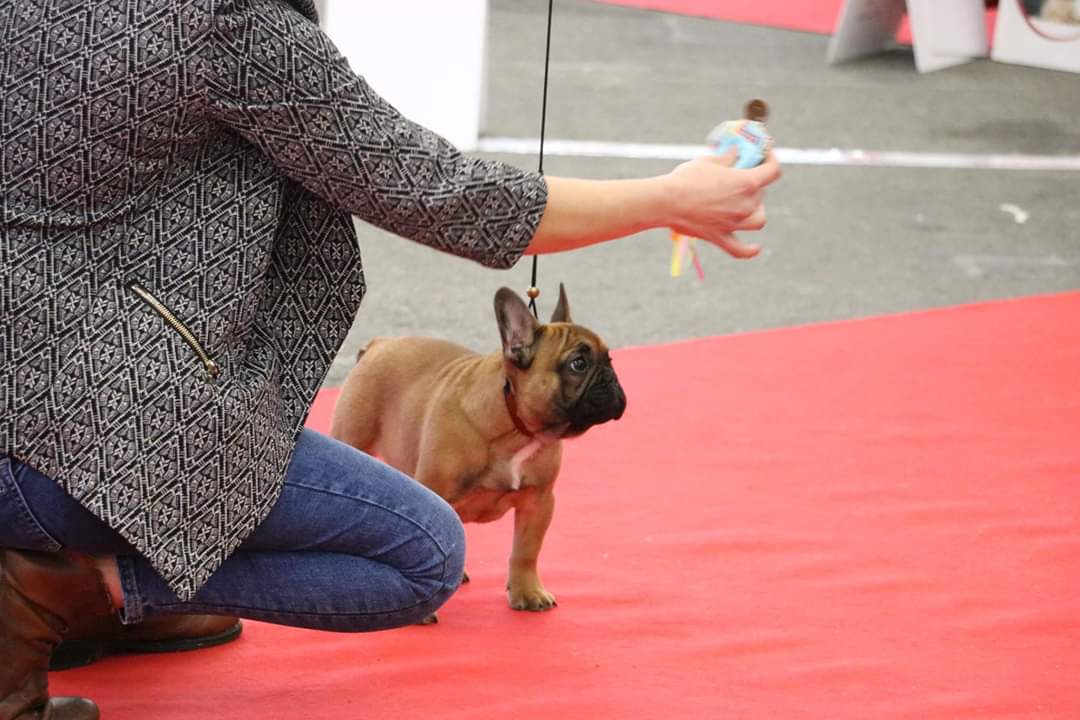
left=202, top=1, right=779, bottom=268
left=202, top=0, right=545, bottom=270
left=527, top=150, right=781, bottom=259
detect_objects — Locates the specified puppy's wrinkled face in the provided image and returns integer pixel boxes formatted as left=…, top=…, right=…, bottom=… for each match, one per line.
left=495, top=284, right=626, bottom=438
left=540, top=324, right=625, bottom=437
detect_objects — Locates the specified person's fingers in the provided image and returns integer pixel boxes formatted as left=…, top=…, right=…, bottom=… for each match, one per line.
left=745, top=151, right=782, bottom=189
left=707, top=232, right=760, bottom=259
left=736, top=205, right=767, bottom=231
left=724, top=190, right=762, bottom=224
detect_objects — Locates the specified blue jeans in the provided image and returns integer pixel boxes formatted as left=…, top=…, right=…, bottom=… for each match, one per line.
left=0, top=430, right=466, bottom=632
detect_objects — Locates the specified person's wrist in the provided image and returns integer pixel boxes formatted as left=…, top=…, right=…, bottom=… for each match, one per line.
left=647, top=172, right=681, bottom=232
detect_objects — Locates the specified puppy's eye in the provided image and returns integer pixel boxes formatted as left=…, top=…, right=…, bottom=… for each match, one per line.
left=569, top=356, right=588, bottom=373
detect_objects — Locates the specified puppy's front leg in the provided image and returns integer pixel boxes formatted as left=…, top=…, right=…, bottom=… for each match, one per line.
left=507, top=488, right=556, bottom=611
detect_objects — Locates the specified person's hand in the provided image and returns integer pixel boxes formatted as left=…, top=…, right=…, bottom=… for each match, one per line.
left=665, top=148, right=782, bottom=259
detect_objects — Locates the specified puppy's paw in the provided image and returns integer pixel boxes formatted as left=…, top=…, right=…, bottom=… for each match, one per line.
left=461, top=570, right=470, bottom=584
left=508, top=584, right=557, bottom=612
left=417, top=612, right=439, bottom=625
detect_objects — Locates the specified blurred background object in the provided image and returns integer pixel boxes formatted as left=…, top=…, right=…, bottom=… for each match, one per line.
left=995, top=0, right=1080, bottom=71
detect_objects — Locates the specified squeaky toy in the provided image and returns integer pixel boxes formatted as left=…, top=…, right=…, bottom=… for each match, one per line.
left=670, top=99, right=774, bottom=279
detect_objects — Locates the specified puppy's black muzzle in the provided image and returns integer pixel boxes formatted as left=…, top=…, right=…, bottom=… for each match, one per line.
left=566, top=366, right=626, bottom=436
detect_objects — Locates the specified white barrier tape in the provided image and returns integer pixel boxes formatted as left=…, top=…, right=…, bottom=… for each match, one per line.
left=476, top=137, right=1080, bottom=172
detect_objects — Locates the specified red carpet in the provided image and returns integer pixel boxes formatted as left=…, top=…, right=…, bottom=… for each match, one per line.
left=591, top=0, right=999, bottom=46
left=54, top=293, right=1080, bottom=719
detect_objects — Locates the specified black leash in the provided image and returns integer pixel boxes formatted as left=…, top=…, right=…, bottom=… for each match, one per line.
left=527, top=0, right=555, bottom=320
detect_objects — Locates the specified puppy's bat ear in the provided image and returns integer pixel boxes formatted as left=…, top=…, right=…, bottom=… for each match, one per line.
left=495, top=287, right=540, bottom=368
left=550, top=282, right=572, bottom=324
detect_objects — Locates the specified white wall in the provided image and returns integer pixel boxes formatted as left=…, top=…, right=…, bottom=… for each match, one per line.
left=317, top=1, right=489, bottom=151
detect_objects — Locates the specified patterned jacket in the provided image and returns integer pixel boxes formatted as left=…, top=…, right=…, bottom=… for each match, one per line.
left=0, top=0, right=547, bottom=600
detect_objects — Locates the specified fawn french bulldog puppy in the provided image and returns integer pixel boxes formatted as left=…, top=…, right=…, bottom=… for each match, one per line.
left=330, top=285, right=626, bottom=612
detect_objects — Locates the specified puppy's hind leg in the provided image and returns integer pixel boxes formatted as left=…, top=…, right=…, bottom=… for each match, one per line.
left=328, top=346, right=382, bottom=452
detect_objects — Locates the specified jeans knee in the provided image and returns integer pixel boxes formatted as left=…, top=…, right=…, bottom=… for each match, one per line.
left=428, top=496, right=466, bottom=593
left=384, top=501, right=464, bottom=627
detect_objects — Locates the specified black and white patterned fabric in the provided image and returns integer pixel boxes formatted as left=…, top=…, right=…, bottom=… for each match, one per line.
left=0, top=0, right=547, bottom=600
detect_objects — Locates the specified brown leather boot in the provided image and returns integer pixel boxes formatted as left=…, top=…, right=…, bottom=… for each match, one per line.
left=51, top=612, right=243, bottom=671
left=1, top=549, right=111, bottom=720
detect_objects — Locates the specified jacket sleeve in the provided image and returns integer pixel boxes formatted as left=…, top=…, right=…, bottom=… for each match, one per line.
left=201, top=0, right=546, bottom=270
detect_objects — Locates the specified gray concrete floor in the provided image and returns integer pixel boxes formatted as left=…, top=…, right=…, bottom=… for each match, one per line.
left=324, top=0, right=1080, bottom=387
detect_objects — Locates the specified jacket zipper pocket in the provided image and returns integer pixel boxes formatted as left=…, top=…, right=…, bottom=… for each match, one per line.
left=126, top=280, right=221, bottom=383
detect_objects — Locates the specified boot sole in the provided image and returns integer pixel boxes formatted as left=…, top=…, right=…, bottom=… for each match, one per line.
left=50, top=621, right=243, bottom=671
